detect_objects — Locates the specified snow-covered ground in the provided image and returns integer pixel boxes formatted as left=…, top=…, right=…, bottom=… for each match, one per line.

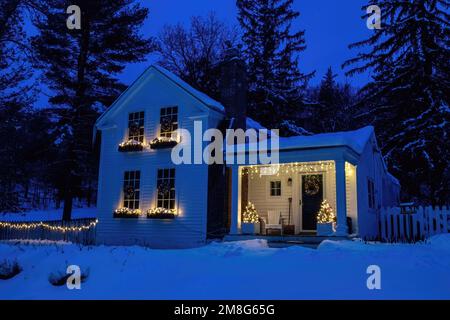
left=0, top=207, right=96, bottom=222
left=1, top=235, right=449, bottom=299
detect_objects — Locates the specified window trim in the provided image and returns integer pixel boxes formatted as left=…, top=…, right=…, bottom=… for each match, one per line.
left=159, top=106, right=178, bottom=138
left=123, top=170, right=141, bottom=210
left=128, top=111, right=145, bottom=143
left=269, top=180, right=282, bottom=197
left=156, top=168, right=176, bottom=210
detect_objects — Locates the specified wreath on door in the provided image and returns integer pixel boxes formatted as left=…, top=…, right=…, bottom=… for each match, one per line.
left=304, top=175, right=320, bottom=196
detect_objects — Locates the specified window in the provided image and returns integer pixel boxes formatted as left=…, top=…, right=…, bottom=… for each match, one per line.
left=368, top=178, right=375, bottom=209
left=123, top=171, right=140, bottom=209
left=160, top=107, right=178, bottom=138
left=128, top=111, right=145, bottom=142
left=270, top=181, right=281, bottom=196
left=157, top=168, right=176, bottom=209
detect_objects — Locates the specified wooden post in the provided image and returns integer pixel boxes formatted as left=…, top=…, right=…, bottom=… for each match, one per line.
left=334, top=160, right=348, bottom=236
left=230, top=166, right=241, bottom=234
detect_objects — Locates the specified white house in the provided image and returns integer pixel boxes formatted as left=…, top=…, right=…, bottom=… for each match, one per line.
left=94, top=52, right=400, bottom=248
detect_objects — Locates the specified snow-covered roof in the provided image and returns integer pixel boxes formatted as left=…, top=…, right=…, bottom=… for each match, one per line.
left=230, top=126, right=374, bottom=155
left=276, top=126, right=374, bottom=154
left=246, top=117, right=266, bottom=130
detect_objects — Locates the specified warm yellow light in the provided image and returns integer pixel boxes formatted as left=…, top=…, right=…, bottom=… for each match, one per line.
left=244, top=161, right=335, bottom=179
left=0, top=219, right=98, bottom=232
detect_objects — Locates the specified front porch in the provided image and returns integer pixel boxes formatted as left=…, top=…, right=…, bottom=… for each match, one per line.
left=228, top=159, right=358, bottom=238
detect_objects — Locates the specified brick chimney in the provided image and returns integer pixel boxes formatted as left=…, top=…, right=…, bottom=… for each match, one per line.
left=219, top=44, right=247, bottom=130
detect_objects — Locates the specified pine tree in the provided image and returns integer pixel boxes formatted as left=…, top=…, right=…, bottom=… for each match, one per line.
left=308, top=67, right=358, bottom=133
left=237, top=0, right=313, bottom=131
left=317, top=67, right=339, bottom=132
left=344, top=0, right=449, bottom=204
left=0, top=0, right=33, bottom=211
left=317, top=200, right=335, bottom=224
left=242, top=202, right=259, bottom=223
left=31, top=0, right=154, bottom=219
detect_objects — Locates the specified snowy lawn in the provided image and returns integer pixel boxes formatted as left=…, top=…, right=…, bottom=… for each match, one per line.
left=1, top=235, right=450, bottom=299
left=0, top=207, right=96, bottom=222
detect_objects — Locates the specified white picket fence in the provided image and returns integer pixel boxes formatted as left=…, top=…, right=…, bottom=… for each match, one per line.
left=379, top=206, right=450, bottom=242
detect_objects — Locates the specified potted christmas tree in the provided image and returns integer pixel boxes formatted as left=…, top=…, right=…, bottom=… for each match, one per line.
left=316, top=200, right=336, bottom=236
left=241, top=202, right=260, bottom=234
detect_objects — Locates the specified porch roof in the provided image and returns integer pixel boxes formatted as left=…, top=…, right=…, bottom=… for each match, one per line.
left=227, top=126, right=374, bottom=155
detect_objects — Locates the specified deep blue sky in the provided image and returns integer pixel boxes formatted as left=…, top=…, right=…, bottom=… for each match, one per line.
left=29, top=0, right=374, bottom=107
left=121, top=0, right=373, bottom=87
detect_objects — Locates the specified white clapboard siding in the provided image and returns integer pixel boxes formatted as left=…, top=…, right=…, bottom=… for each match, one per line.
left=95, top=66, right=223, bottom=248
left=379, top=206, right=449, bottom=242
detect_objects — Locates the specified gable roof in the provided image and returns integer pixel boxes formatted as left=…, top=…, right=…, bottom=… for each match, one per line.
left=152, top=65, right=225, bottom=113
left=95, top=64, right=225, bottom=129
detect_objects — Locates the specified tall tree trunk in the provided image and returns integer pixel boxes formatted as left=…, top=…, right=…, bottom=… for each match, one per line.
left=62, top=182, right=73, bottom=221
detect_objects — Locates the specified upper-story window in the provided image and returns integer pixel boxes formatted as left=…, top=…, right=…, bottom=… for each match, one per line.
left=159, top=107, right=178, bottom=138
left=128, top=111, right=145, bottom=142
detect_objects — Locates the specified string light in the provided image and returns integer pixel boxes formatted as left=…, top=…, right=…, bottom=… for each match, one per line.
left=242, top=202, right=259, bottom=223
left=317, top=200, right=335, bottom=224
left=243, top=161, right=335, bottom=179
left=114, top=208, right=142, bottom=216
left=118, top=139, right=145, bottom=152
left=147, top=207, right=177, bottom=216
left=0, top=219, right=98, bottom=232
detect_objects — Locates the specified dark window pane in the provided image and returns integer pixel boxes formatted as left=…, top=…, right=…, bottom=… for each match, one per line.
left=156, top=168, right=176, bottom=209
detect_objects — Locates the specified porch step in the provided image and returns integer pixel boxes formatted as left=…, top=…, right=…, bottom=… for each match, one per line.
left=223, top=234, right=350, bottom=246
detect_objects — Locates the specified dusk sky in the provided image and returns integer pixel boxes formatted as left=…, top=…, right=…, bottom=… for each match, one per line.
left=123, top=0, right=374, bottom=87
left=27, top=0, right=375, bottom=107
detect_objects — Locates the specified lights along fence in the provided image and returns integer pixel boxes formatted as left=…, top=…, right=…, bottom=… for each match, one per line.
left=378, top=206, right=449, bottom=243
left=0, top=218, right=97, bottom=245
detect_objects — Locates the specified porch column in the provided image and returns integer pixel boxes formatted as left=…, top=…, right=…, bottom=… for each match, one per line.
left=230, top=165, right=241, bottom=234
left=335, top=160, right=348, bottom=236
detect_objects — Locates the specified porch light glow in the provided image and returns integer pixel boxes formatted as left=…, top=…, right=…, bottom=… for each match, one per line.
left=345, top=162, right=354, bottom=176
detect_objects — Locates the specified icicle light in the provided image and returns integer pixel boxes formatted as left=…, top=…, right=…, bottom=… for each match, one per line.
left=243, top=161, right=335, bottom=179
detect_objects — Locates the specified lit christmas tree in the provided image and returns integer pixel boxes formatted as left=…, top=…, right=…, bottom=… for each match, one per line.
left=317, top=200, right=335, bottom=224
left=242, top=202, right=259, bottom=223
